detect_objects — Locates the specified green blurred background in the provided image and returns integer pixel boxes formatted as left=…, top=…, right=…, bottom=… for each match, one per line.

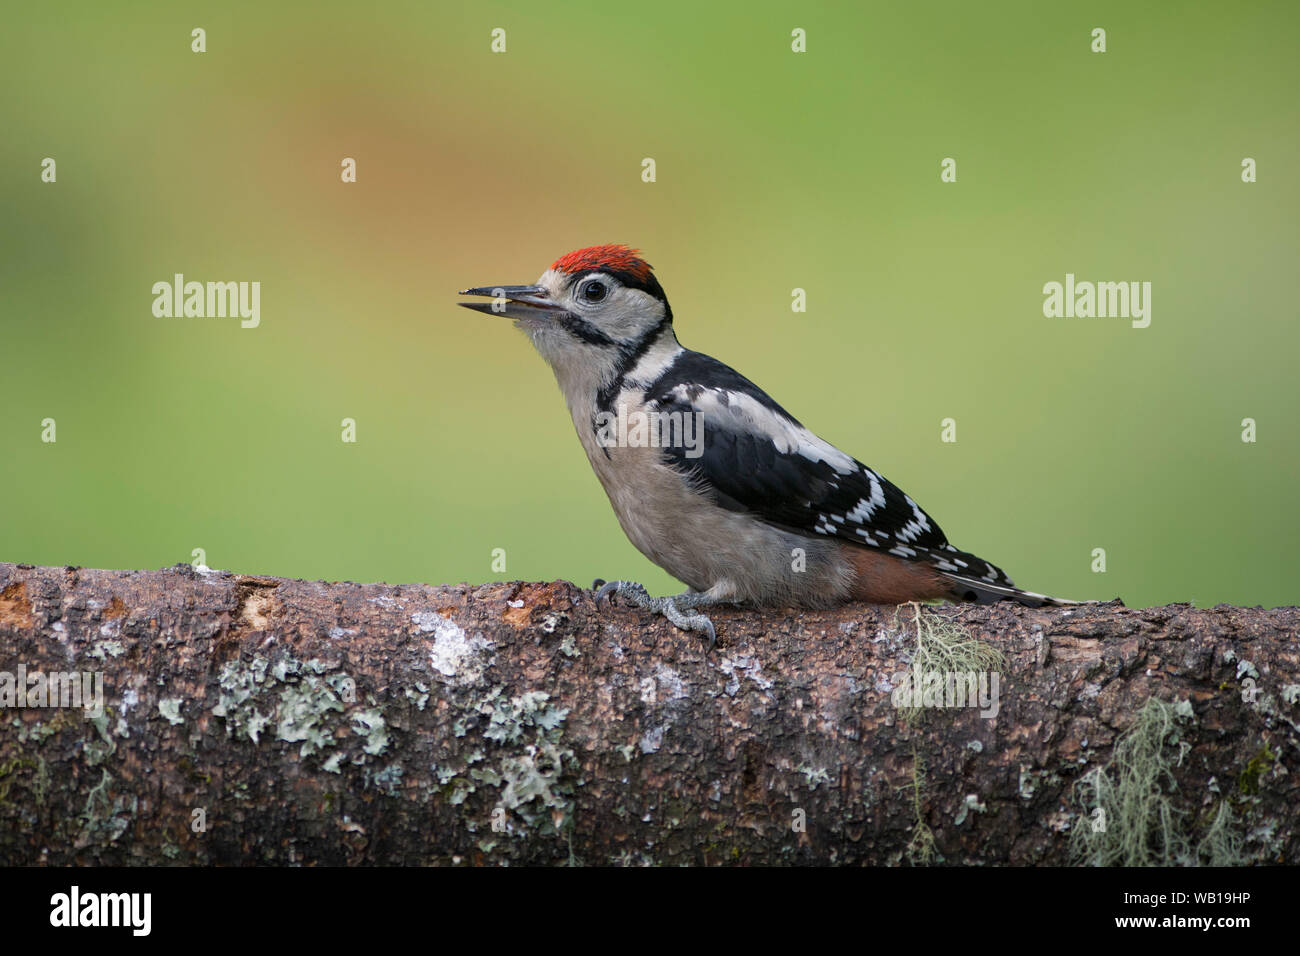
left=2, top=2, right=1296, bottom=609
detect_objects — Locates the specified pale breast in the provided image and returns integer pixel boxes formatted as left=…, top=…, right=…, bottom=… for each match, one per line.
left=568, top=391, right=853, bottom=605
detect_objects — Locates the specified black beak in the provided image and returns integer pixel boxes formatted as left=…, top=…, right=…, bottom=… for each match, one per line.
left=457, top=284, right=565, bottom=320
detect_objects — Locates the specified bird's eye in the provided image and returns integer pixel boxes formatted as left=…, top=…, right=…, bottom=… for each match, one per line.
left=580, top=279, right=608, bottom=303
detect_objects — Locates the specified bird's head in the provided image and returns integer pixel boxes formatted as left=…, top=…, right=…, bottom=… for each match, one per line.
left=458, top=245, right=673, bottom=367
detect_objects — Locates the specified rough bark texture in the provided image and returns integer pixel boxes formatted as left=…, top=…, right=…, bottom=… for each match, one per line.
left=0, top=561, right=1296, bottom=866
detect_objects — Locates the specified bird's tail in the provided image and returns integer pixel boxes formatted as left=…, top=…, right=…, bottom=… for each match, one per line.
left=938, top=570, right=1081, bottom=608
left=927, top=545, right=1091, bottom=608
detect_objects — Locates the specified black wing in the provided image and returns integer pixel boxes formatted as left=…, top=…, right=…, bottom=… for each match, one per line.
left=645, top=351, right=1013, bottom=583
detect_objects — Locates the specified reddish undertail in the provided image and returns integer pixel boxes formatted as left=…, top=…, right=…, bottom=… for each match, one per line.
left=846, top=547, right=1081, bottom=608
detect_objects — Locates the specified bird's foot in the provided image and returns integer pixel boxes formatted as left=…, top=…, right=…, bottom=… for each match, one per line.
left=594, top=579, right=717, bottom=648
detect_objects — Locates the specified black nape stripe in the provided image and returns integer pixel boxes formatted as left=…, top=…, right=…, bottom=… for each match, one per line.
left=596, top=316, right=672, bottom=412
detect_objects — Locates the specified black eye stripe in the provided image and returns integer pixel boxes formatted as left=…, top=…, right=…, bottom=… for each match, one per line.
left=558, top=315, right=616, bottom=347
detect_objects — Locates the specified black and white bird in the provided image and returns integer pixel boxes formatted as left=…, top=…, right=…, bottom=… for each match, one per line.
left=459, top=245, right=1077, bottom=644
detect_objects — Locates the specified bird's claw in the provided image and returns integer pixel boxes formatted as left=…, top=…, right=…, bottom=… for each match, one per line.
left=659, top=601, right=716, bottom=648
left=593, top=579, right=716, bottom=647
left=595, top=579, right=647, bottom=609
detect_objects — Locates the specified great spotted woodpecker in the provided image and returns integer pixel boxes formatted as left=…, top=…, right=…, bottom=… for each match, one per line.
left=459, top=245, right=1078, bottom=645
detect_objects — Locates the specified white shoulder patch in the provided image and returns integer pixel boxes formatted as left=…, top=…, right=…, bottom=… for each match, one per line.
left=676, top=386, right=857, bottom=473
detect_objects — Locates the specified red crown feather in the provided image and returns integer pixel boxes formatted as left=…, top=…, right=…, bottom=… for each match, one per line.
left=551, top=244, right=653, bottom=281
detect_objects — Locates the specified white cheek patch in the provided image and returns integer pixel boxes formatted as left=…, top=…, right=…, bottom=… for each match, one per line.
left=599, top=288, right=665, bottom=342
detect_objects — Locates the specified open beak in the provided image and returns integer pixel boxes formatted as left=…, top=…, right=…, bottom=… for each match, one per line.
left=457, top=284, right=565, bottom=320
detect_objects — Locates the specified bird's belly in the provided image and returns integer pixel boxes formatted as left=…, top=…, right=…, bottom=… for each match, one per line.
left=582, top=441, right=852, bottom=606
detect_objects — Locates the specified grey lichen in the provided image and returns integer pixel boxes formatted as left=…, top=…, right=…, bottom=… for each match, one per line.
left=367, top=763, right=404, bottom=797
left=211, top=652, right=387, bottom=766
left=77, top=768, right=137, bottom=847
left=797, top=764, right=832, bottom=790
left=351, top=707, right=390, bottom=756
left=405, top=684, right=430, bottom=711
left=158, top=698, right=184, bottom=726
left=471, top=687, right=576, bottom=832
left=274, top=678, right=345, bottom=757
left=954, top=793, right=987, bottom=826
left=84, top=711, right=117, bottom=767
left=417, top=613, right=494, bottom=684
left=481, top=689, right=569, bottom=744
left=88, top=639, right=124, bottom=661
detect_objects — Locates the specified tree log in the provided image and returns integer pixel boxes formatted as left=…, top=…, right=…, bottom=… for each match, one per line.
left=0, top=561, right=1295, bottom=865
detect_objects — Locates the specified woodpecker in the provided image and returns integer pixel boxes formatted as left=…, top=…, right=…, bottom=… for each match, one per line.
left=459, top=245, right=1079, bottom=645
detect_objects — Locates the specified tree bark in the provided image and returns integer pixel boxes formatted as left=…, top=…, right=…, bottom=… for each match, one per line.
left=0, top=561, right=1295, bottom=865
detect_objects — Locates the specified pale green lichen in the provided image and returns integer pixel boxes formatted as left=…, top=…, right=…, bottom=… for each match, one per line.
left=954, top=793, right=987, bottom=826
left=350, top=707, right=389, bottom=756
left=84, top=711, right=117, bottom=767
left=1197, top=800, right=1246, bottom=865
left=1070, top=696, right=1246, bottom=866
left=244, top=710, right=270, bottom=744
left=405, top=684, right=430, bottom=711
left=211, top=652, right=391, bottom=778
left=78, top=768, right=137, bottom=847
left=903, top=744, right=938, bottom=865
left=274, top=680, right=345, bottom=757
left=32, top=755, right=50, bottom=806
left=432, top=686, right=578, bottom=837
left=481, top=689, right=569, bottom=744
left=892, top=603, right=1004, bottom=724
left=88, top=639, right=124, bottom=661
left=1019, top=766, right=1062, bottom=801
left=367, top=763, right=404, bottom=797
left=498, top=743, right=568, bottom=814
left=158, top=698, right=184, bottom=725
